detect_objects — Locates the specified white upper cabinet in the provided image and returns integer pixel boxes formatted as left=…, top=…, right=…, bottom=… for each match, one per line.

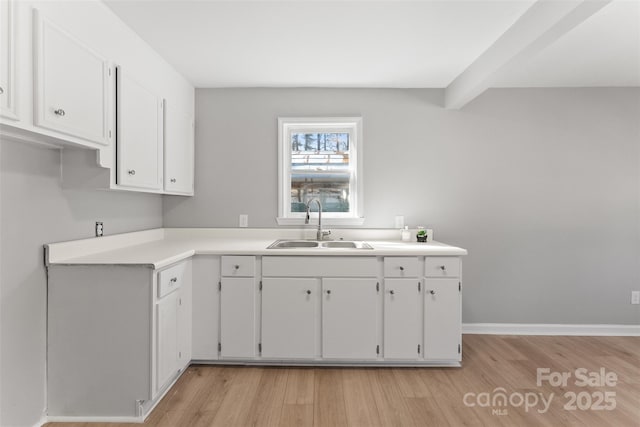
left=0, top=0, right=18, bottom=120
left=164, top=102, right=194, bottom=195
left=33, top=9, right=113, bottom=146
left=116, top=67, right=163, bottom=190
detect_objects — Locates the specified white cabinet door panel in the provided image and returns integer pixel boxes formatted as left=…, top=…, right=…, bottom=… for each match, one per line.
left=116, top=68, right=163, bottom=190
left=322, top=278, right=378, bottom=360
left=34, top=10, right=111, bottom=145
left=261, top=278, right=319, bottom=359
left=220, top=277, right=256, bottom=358
left=424, top=278, right=461, bottom=361
left=156, top=291, right=178, bottom=393
left=164, top=102, right=194, bottom=194
left=0, top=0, right=17, bottom=120
left=384, top=279, right=421, bottom=360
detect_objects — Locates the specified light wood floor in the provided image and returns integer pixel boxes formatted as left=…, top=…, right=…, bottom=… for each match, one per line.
left=46, top=335, right=639, bottom=427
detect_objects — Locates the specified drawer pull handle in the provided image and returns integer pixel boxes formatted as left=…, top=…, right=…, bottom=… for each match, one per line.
left=54, top=108, right=66, bottom=116
left=234, top=264, right=240, bottom=270
left=170, top=277, right=177, bottom=283
left=439, top=265, right=446, bottom=271
left=399, top=266, right=404, bottom=271
left=306, top=290, right=311, bottom=295
left=429, top=290, right=436, bottom=295
left=389, top=290, right=395, bottom=295
left=128, top=169, right=136, bottom=176
left=170, top=178, right=177, bottom=183
left=326, top=290, right=331, bottom=295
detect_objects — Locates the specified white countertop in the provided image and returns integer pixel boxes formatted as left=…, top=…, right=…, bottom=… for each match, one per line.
left=46, top=228, right=468, bottom=270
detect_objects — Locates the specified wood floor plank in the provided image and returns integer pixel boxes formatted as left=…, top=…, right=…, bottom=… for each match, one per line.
left=313, top=368, right=348, bottom=427
left=341, top=369, right=382, bottom=427
left=44, top=335, right=640, bottom=427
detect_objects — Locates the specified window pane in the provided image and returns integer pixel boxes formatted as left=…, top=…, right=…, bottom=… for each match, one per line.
left=290, top=132, right=351, bottom=213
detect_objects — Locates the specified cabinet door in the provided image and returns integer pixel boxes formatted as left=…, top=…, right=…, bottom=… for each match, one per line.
left=164, top=103, right=194, bottom=194
left=0, top=0, right=17, bottom=120
left=261, top=278, right=318, bottom=359
left=156, top=291, right=178, bottom=393
left=322, top=278, right=378, bottom=360
left=177, top=273, right=192, bottom=369
left=116, top=67, right=163, bottom=190
left=424, top=278, right=461, bottom=361
left=384, top=279, right=421, bottom=360
left=34, top=10, right=112, bottom=145
left=220, top=277, right=256, bottom=358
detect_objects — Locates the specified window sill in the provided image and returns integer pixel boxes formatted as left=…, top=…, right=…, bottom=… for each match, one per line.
left=276, top=217, right=366, bottom=226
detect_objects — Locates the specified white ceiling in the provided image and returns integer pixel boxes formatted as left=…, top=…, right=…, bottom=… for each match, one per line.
left=103, top=0, right=640, bottom=89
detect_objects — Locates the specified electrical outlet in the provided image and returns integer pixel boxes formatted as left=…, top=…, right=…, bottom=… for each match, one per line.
left=631, top=291, right=640, bottom=305
left=394, top=216, right=404, bottom=229
left=95, top=221, right=104, bottom=237
left=239, top=214, right=248, bottom=228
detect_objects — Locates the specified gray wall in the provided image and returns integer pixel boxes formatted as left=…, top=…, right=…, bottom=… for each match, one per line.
left=0, top=140, right=162, bottom=427
left=164, top=87, right=640, bottom=325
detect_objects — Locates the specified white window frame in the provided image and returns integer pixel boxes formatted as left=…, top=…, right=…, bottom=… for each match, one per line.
left=277, top=117, right=364, bottom=226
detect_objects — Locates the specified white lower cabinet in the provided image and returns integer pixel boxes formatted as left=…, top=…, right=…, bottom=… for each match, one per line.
left=383, top=279, right=422, bottom=360
left=424, top=278, right=461, bottom=361
left=261, top=278, right=319, bottom=359
left=322, top=278, right=378, bottom=360
left=220, top=277, right=256, bottom=358
left=47, top=259, right=192, bottom=419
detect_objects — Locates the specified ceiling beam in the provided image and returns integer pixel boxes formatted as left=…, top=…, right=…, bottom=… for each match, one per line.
left=444, top=0, right=612, bottom=110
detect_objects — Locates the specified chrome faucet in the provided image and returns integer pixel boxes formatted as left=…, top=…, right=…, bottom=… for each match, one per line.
left=305, top=198, right=331, bottom=241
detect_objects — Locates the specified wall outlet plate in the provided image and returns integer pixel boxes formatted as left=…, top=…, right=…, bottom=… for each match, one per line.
left=95, top=221, right=104, bottom=237
left=239, top=214, right=248, bottom=228
left=394, top=216, right=404, bottom=229
left=631, top=291, right=640, bottom=305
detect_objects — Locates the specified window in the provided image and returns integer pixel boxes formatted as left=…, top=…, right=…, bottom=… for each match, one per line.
left=277, top=117, right=364, bottom=225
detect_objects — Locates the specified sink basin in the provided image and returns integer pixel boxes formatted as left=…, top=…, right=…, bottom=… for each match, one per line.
left=267, top=240, right=373, bottom=250
left=268, top=240, right=319, bottom=248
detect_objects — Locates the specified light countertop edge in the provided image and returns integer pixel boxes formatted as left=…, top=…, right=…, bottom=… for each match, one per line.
left=46, top=229, right=468, bottom=270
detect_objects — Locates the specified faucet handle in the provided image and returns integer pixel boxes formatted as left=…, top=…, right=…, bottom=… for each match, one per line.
left=321, top=230, right=332, bottom=238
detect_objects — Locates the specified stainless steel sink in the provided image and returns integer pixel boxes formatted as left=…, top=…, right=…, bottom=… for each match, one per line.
left=267, top=240, right=373, bottom=250
left=268, top=240, right=319, bottom=248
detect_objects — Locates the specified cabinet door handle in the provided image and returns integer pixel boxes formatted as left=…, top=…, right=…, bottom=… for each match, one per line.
left=326, top=290, right=331, bottom=295
left=306, top=290, right=311, bottom=295
left=389, top=290, right=395, bottom=295
left=54, top=108, right=66, bottom=116
left=234, top=264, right=240, bottom=270
left=399, top=266, right=404, bottom=271
left=439, top=265, right=446, bottom=271
left=0, top=86, right=4, bottom=95
left=170, top=178, right=177, bottom=183
left=128, top=169, right=136, bottom=176
left=170, top=277, right=177, bottom=283
left=428, top=290, right=436, bottom=295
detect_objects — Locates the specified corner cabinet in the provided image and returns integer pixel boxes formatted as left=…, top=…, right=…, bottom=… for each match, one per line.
left=33, top=9, right=113, bottom=146
left=47, top=259, right=192, bottom=420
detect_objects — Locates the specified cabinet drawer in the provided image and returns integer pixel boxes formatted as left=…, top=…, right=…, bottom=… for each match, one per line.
left=221, top=256, right=256, bottom=277
left=383, top=257, right=419, bottom=277
left=424, top=257, right=460, bottom=278
left=158, top=262, right=186, bottom=298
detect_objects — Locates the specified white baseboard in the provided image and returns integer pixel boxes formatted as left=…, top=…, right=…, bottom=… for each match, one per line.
left=462, top=323, right=640, bottom=336
left=44, top=415, right=143, bottom=424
